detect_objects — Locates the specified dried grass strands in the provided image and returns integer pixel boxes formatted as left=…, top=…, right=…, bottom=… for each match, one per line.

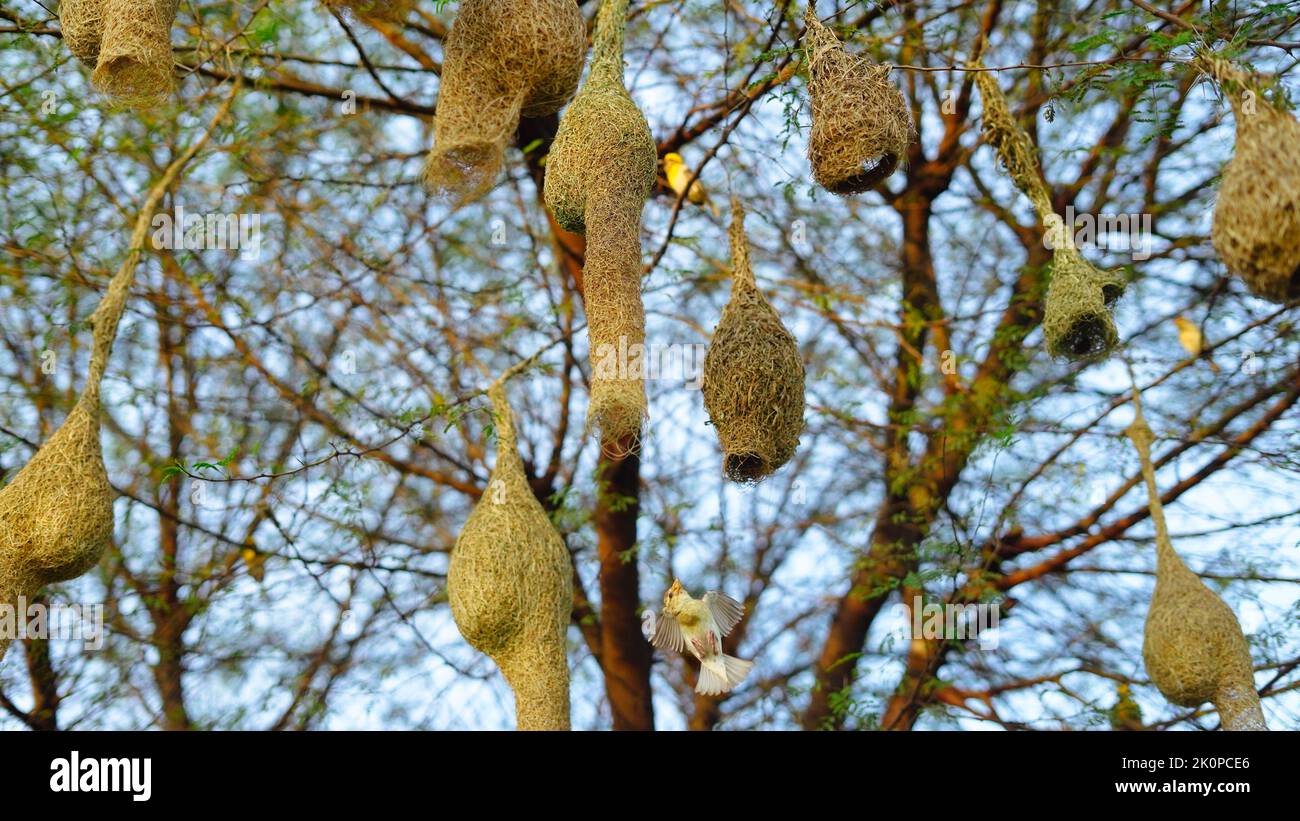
left=802, top=2, right=912, bottom=195
left=544, top=0, right=657, bottom=446
left=60, top=0, right=105, bottom=67
left=973, top=56, right=1125, bottom=360
left=701, top=199, right=805, bottom=483
left=0, top=86, right=236, bottom=664
left=424, top=0, right=586, bottom=203
left=1197, top=54, right=1300, bottom=304
left=447, top=377, right=573, bottom=730
left=1126, top=391, right=1267, bottom=731
left=90, top=0, right=179, bottom=108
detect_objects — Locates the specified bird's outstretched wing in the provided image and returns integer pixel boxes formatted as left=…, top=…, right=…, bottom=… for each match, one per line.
left=704, top=591, right=744, bottom=635
left=651, top=610, right=684, bottom=653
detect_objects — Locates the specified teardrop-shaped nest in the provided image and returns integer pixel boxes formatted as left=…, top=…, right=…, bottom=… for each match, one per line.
left=446, top=383, right=573, bottom=729
left=702, top=201, right=806, bottom=483
left=1204, top=59, right=1300, bottom=303
left=90, top=0, right=178, bottom=109
left=60, top=0, right=105, bottom=67
left=0, top=394, right=115, bottom=662
left=425, top=0, right=586, bottom=204
left=1042, top=243, right=1126, bottom=360
left=544, top=0, right=657, bottom=234
left=802, top=4, right=912, bottom=195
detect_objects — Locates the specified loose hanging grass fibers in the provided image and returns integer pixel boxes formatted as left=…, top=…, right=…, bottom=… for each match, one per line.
left=973, top=55, right=1125, bottom=360
left=702, top=199, right=805, bottom=483
left=1126, top=393, right=1267, bottom=730
left=544, top=0, right=657, bottom=445
left=447, top=381, right=573, bottom=730
left=425, top=0, right=586, bottom=203
left=90, top=0, right=178, bottom=108
left=1197, top=54, right=1300, bottom=304
left=60, top=0, right=104, bottom=67
left=0, top=88, right=233, bottom=665
left=802, top=2, right=912, bottom=195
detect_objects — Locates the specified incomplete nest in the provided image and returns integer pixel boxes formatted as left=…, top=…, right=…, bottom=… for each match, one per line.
left=425, top=0, right=586, bottom=203
left=88, top=0, right=178, bottom=108
left=544, top=0, right=657, bottom=445
left=702, top=199, right=805, bottom=483
left=802, top=2, right=912, bottom=195
left=447, top=382, right=573, bottom=730
left=0, top=255, right=131, bottom=664
left=1198, top=54, right=1300, bottom=304
left=1127, top=395, right=1267, bottom=731
left=974, top=56, right=1125, bottom=360
left=60, top=0, right=104, bottom=67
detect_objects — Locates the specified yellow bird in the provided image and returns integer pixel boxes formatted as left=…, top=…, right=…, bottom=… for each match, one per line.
left=1173, top=316, right=1220, bottom=373
left=663, top=152, right=720, bottom=216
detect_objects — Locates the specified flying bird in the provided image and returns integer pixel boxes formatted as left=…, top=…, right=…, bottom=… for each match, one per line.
left=1173, top=316, right=1220, bottom=373
left=663, top=153, right=720, bottom=216
left=649, top=579, right=753, bottom=695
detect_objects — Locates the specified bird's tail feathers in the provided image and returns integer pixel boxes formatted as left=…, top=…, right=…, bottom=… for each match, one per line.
left=695, top=654, right=753, bottom=696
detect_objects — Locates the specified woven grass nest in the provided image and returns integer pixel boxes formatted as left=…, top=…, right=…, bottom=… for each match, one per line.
left=1197, top=54, right=1300, bottom=304
left=701, top=199, right=805, bottom=483
left=973, top=56, right=1124, bottom=360
left=544, top=0, right=657, bottom=447
left=1126, top=396, right=1267, bottom=731
left=0, top=270, right=128, bottom=665
left=59, top=0, right=179, bottom=108
left=802, top=2, right=912, bottom=195
left=447, top=381, right=573, bottom=730
left=425, top=0, right=586, bottom=204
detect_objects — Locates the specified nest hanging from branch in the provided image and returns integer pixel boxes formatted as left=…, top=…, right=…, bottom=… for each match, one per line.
left=974, top=54, right=1125, bottom=360
left=425, top=0, right=586, bottom=204
left=1197, top=54, right=1300, bottom=304
left=447, top=379, right=573, bottom=731
left=802, top=2, right=912, bottom=195
left=544, top=0, right=657, bottom=447
left=1126, top=392, right=1267, bottom=731
left=60, top=0, right=104, bottom=67
left=701, top=199, right=805, bottom=483
left=89, top=0, right=178, bottom=109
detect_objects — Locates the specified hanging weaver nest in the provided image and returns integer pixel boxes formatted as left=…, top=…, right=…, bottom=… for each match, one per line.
left=424, top=0, right=586, bottom=204
left=325, top=0, right=416, bottom=22
left=89, top=0, right=178, bottom=108
left=59, top=0, right=104, bottom=67
left=973, top=54, right=1124, bottom=360
left=802, top=2, right=912, bottom=195
left=701, top=199, right=805, bottom=483
left=0, top=271, right=129, bottom=665
left=544, top=0, right=657, bottom=446
left=1126, top=395, right=1267, bottom=731
left=1197, top=54, right=1300, bottom=304
left=447, top=380, right=573, bottom=730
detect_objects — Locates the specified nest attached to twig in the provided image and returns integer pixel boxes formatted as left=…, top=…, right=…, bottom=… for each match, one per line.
left=974, top=57, right=1125, bottom=360
left=544, top=0, right=657, bottom=446
left=88, top=0, right=178, bottom=108
left=1198, top=54, right=1300, bottom=304
left=425, top=0, right=586, bottom=204
left=0, top=281, right=128, bottom=664
left=802, top=3, right=911, bottom=195
left=702, top=199, right=805, bottom=483
left=1127, top=399, right=1267, bottom=731
left=447, top=382, right=573, bottom=730
left=60, top=0, right=104, bottom=67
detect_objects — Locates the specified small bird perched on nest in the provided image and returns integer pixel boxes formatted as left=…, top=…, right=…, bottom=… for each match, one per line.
left=663, top=153, right=720, bottom=216
left=1173, top=316, right=1220, bottom=373
left=649, top=579, right=752, bottom=695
